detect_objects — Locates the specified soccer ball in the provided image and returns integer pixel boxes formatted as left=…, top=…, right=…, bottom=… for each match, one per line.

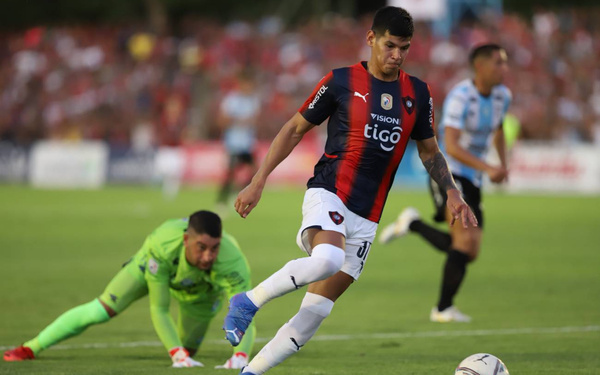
left=455, top=353, right=509, bottom=375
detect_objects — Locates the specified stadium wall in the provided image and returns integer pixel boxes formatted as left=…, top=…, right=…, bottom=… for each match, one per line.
left=1, top=140, right=599, bottom=194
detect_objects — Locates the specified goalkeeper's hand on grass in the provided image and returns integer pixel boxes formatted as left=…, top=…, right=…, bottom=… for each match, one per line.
left=214, top=352, right=248, bottom=369
left=169, top=347, right=204, bottom=368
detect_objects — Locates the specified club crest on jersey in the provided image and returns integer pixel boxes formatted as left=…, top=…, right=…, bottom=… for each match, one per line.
left=402, top=96, right=415, bottom=115
left=381, top=93, right=393, bottom=110
left=329, top=211, right=344, bottom=225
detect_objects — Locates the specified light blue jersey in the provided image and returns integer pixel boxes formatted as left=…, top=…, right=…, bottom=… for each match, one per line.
left=220, top=91, right=261, bottom=154
left=437, top=79, right=512, bottom=187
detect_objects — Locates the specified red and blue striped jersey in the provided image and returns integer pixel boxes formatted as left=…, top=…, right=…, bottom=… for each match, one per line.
left=299, top=62, right=435, bottom=222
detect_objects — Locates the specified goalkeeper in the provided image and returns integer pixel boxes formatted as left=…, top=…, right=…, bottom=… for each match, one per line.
left=3, top=210, right=255, bottom=369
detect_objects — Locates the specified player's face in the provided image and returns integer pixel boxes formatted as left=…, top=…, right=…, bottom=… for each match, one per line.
left=481, top=49, right=508, bottom=86
left=184, top=231, right=221, bottom=270
left=367, top=30, right=411, bottom=79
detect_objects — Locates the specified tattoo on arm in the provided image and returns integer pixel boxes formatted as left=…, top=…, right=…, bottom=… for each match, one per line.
left=423, top=151, right=457, bottom=191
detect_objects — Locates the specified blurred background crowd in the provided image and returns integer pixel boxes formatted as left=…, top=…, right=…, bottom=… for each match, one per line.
left=1, top=0, right=599, bottom=150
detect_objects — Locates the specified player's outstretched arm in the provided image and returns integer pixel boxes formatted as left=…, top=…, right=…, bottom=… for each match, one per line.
left=416, top=137, right=478, bottom=229
left=147, top=281, right=203, bottom=367
left=235, top=112, right=315, bottom=218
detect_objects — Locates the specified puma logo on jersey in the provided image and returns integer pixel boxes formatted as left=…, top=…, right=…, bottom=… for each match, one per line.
left=354, top=91, right=369, bottom=102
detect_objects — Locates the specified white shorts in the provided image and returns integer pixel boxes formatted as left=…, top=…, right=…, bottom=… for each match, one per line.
left=296, top=188, right=378, bottom=280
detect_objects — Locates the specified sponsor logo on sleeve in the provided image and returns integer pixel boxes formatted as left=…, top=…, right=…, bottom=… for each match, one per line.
left=428, top=97, right=434, bottom=126
left=308, top=85, right=328, bottom=109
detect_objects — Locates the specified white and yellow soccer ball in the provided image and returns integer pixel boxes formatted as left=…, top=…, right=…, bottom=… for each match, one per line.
left=455, top=353, right=509, bottom=375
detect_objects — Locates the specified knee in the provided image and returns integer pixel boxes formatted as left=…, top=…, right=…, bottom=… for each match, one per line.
left=448, top=249, right=472, bottom=267
left=310, top=244, right=345, bottom=278
left=98, top=299, right=118, bottom=318
left=452, top=236, right=479, bottom=259
left=451, top=247, right=478, bottom=262
left=467, top=251, right=479, bottom=262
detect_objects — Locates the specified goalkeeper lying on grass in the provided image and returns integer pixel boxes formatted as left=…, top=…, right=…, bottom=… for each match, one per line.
left=4, top=210, right=255, bottom=369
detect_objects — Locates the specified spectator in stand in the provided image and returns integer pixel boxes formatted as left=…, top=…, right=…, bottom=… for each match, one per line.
left=0, top=9, right=598, bottom=147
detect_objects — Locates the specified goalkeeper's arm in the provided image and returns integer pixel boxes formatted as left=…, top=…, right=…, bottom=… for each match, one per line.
left=148, top=281, right=203, bottom=367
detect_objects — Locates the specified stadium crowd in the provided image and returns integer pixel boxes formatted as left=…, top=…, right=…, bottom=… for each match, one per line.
left=1, top=7, right=599, bottom=148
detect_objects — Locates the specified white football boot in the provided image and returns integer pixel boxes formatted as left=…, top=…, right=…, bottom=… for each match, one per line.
left=379, top=207, right=421, bottom=244
left=430, top=306, right=472, bottom=323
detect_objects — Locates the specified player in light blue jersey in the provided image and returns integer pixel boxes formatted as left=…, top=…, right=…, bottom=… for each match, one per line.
left=216, top=69, right=261, bottom=210
left=380, top=44, right=511, bottom=322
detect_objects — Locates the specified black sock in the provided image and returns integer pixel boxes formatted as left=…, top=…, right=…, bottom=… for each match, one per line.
left=437, top=249, right=470, bottom=311
left=409, top=220, right=452, bottom=253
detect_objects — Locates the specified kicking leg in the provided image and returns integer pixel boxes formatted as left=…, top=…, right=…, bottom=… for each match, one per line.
left=243, top=271, right=353, bottom=375
left=409, top=219, right=452, bottom=253
left=224, top=230, right=345, bottom=346
left=380, top=176, right=453, bottom=252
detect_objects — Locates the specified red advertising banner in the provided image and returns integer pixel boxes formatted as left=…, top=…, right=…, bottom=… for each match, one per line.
left=181, top=139, right=323, bottom=185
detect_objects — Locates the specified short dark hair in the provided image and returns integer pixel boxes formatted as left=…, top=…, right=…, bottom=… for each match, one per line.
left=469, top=43, right=504, bottom=66
left=371, top=6, right=414, bottom=38
left=188, top=210, right=222, bottom=237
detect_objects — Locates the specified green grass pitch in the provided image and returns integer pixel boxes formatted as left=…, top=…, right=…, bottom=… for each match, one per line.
left=0, top=185, right=599, bottom=374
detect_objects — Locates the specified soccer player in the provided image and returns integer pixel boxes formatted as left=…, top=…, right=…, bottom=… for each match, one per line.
left=3, top=210, right=255, bottom=369
left=379, top=44, right=511, bottom=323
left=222, top=7, right=478, bottom=374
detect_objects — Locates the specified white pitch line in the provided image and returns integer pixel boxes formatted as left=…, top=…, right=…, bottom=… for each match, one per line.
left=305, top=325, right=600, bottom=343
left=1, top=325, right=598, bottom=351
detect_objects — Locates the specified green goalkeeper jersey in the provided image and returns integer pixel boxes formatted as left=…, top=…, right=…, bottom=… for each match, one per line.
left=131, top=217, right=251, bottom=304
left=125, top=217, right=252, bottom=351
